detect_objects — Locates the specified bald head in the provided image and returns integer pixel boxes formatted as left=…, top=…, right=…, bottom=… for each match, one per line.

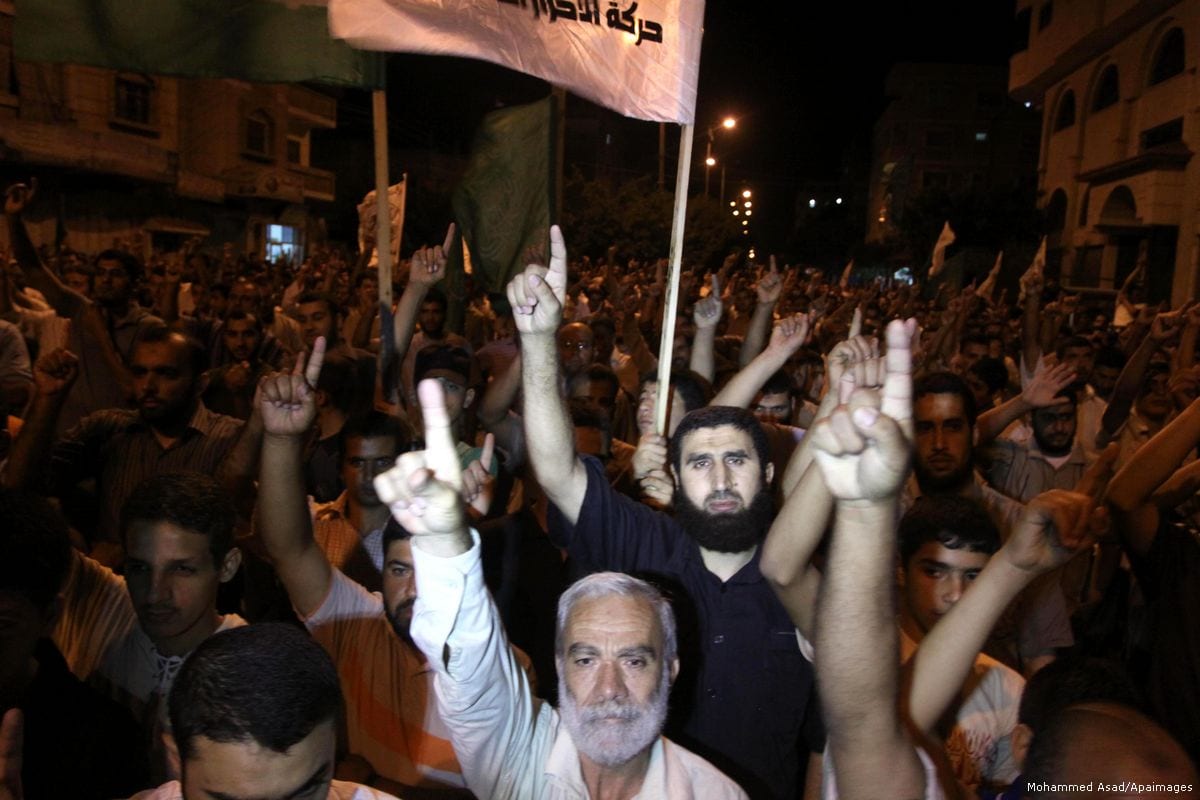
left=1024, top=702, right=1196, bottom=798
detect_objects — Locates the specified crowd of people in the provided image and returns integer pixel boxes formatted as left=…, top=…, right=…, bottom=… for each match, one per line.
left=0, top=175, right=1198, bottom=799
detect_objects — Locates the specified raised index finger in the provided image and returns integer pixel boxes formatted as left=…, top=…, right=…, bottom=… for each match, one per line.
left=441, top=222, right=457, bottom=255
left=880, top=318, right=915, bottom=423
left=417, top=378, right=462, bottom=481
left=303, top=336, right=326, bottom=388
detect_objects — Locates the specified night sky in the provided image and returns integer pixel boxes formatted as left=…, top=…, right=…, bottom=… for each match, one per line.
left=347, top=1, right=1018, bottom=253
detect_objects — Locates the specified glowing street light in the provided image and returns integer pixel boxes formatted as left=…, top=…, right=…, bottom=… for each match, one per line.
left=729, top=201, right=736, bottom=207
left=705, top=156, right=716, bottom=166
left=742, top=189, right=752, bottom=199
left=733, top=210, right=740, bottom=216
left=722, top=117, right=736, bottom=129
left=808, top=198, right=816, bottom=208
left=835, top=197, right=843, bottom=205
left=745, top=210, right=752, bottom=216
left=744, top=201, right=751, bottom=208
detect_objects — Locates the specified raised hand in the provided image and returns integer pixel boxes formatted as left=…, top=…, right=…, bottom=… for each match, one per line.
left=1003, top=490, right=1101, bottom=575
left=693, top=275, right=723, bottom=330
left=32, top=348, right=79, bottom=398
left=462, top=433, right=496, bottom=518
left=374, top=379, right=466, bottom=538
left=3, top=179, right=36, bottom=217
left=756, top=256, right=783, bottom=305
left=409, top=223, right=456, bottom=287
left=506, top=224, right=567, bottom=337
left=826, top=333, right=883, bottom=403
left=259, top=337, right=325, bottom=437
left=1023, top=361, right=1076, bottom=407
left=766, top=312, right=812, bottom=357
left=810, top=319, right=916, bottom=502
left=1150, top=308, right=1185, bottom=342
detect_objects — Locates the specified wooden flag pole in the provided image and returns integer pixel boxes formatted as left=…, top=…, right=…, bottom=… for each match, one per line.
left=371, top=89, right=398, bottom=393
left=653, top=123, right=695, bottom=435
left=372, top=89, right=394, bottom=310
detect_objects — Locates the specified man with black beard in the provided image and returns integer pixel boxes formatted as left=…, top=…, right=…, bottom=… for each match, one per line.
left=984, top=391, right=1094, bottom=503
left=510, top=227, right=815, bottom=799
left=256, top=338, right=512, bottom=795
left=372, top=378, right=746, bottom=799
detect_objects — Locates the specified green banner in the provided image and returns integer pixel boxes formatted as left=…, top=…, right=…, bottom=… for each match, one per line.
left=450, top=95, right=555, bottom=297
left=16, top=0, right=383, bottom=88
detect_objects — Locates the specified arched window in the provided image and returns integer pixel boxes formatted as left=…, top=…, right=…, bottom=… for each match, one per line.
left=113, top=73, right=154, bottom=126
left=245, top=110, right=274, bottom=158
left=1149, top=28, right=1185, bottom=86
left=1092, top=65, right=1119, bottom=112
left=1053, top=90, right=1076, bottom=132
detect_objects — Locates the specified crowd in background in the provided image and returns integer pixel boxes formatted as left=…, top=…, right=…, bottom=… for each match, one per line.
left=1, top=175, right=1198, bottom=799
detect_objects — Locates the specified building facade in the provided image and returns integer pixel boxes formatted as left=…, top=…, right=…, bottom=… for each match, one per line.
left=867, top=62, right=1040, bottom=244
left=0, top=1, right=336, bottom=262
left=1010, top=0, right=1200, bottom=305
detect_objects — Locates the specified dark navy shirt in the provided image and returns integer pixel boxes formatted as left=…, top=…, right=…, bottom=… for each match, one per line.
left=549, top=456, right=819, bottom=799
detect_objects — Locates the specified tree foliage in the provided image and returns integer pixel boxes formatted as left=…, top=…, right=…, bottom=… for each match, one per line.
left=561, top=170, right=740, bottom=268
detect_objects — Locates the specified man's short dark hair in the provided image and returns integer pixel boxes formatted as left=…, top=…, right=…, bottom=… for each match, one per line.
left=414, top=344, right=473, bottom=386
left=119, top=472, right=236, bottom=567
left=421, top=288, right=448, bottom=313
left=761, top=369, right=795, bottom=398
left=1017, top=656, right=1140, bottom=733
left=132, top=324, right=208, bottom=380
left=669, top=405, right=771, bottom=477
left=914, top=371, right=978, bottom=427
left=339, top=410, right=413, bottom=454
left=95, top=249, right=143, bottom=284
left=898, top=495, right=1000, bottom=567
left=1055, top=335, right=1093, bottom=359
left=296, top=291, right=336, bottom=316
left=381, top=516, right=412, bottom=552
left=0, top=489, right=72, bottom=611
left=169, top=623, right=341, bottom=763
left=222, top=309, right=262, bottom=331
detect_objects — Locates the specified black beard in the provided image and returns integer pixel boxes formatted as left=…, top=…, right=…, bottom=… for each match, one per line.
left=913, top=458, right=974, bottom=495
left=387, top=601, right=415, bottom=646
left=674, top=486, right=774, bottom=553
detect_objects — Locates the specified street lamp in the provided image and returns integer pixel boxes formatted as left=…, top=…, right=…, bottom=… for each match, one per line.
left=704, top=116, right=738, bottom=199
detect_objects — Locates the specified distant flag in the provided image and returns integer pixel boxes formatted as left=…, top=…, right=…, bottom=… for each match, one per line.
left=328, top=0, right=704, bottom=123
left=16, top=0, right=383, bottom=88
left=357, top=178, right=406, bottom=267
left=839, top=259, right=855, bottom=288
left=928, top=221, right=956, bottom=278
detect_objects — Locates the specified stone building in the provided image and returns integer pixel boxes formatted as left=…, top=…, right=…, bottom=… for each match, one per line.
left=1010, top=0, right=1200, bottom=304
left=0, top=2, right=336, bottom=262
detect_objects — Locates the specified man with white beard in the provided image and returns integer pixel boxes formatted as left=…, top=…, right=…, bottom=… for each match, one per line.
left=374, top=379, right=747, bottom=799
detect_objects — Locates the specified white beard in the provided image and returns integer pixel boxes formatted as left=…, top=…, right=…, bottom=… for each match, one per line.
left=557, top=665, right=670, bottom=768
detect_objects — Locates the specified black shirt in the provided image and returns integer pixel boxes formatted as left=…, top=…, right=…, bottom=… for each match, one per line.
left=20, top=638, right=149, bottom=799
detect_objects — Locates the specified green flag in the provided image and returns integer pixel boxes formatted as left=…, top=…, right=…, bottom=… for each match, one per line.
left=15, top=0, right=383, bottom=88
left=450, top=96, right=555, bottom=297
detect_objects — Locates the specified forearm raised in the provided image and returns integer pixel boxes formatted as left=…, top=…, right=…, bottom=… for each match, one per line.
left=520, top=334, right=586, bottom=521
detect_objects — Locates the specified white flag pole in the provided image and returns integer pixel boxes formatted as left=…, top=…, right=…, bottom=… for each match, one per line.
left=653, top=123, right=695, bottom=435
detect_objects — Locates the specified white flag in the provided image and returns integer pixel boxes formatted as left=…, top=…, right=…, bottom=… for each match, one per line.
left=928, top=221, right=956, bottom=278
left=328, top=0, right=704, bottom=123
left=357, top=177, right=406, bottom=267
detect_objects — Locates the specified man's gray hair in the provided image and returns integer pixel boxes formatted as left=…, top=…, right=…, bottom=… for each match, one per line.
left=555, top=571, right=677, bottom=663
